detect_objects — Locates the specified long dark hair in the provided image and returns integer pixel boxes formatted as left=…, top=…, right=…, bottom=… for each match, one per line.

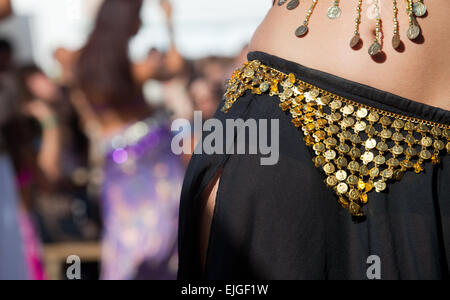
left=77, top=0, right=147, bottom=118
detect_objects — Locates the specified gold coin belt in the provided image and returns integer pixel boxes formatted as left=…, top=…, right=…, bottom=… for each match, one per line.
left=222, top=60, right=450, bottom=217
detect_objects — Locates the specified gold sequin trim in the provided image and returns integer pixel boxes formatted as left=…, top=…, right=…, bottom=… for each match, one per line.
left=223, top=60, right=450, bottom=217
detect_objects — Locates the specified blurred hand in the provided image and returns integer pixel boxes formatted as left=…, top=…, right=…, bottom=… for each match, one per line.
left=165, top=47, right=184, bottom=75
left=54, top=47, right=80, bottom=86
left=24, top=100, right=56, bottom=123
left=133, top=49, right=163, bottom=83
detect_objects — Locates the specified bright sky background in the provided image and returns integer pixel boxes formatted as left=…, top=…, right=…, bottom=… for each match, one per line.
left=0, top=0, right=271, bottom=75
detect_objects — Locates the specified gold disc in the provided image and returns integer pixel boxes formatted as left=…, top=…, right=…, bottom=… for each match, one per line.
left=368, top=42, right=381, bottom=56
left=287, top=0, right=299, bottom=10
left=350, top=34, right=361, bottom=48
left=413, top=2, right=427, bottom=17
left=407, top=25, right=421, bottom=40
left=327, top=6, right=341, bottom=20
left=392, top=34, right=401, bottom=49
left=295, top=25, right=309, bottom=37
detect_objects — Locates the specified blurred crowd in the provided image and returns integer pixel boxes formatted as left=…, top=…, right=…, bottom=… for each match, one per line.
left=0, top=0, right=247, bottom=280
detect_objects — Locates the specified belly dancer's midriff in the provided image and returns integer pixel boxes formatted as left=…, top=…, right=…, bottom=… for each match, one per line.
left=249, top=1, right=450, bottom=111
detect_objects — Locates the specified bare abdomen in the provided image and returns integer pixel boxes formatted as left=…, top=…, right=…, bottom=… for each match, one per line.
left=249, top=1, right=450, bottom=111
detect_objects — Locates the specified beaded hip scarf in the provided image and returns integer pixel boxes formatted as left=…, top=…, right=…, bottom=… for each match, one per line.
left=222, top=60, right=450, bottom=217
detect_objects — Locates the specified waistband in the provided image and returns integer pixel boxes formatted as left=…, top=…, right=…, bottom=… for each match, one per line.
left=224, top=54, right=450, bottom=217
left=248, top=51, right=450, bottom=125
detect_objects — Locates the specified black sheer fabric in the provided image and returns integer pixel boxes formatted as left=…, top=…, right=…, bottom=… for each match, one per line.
left=178, top=52, right=450, bottom=280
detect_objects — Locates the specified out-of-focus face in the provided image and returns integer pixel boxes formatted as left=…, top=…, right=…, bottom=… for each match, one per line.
left=203, top=61, right=226, bottom=86
left=190, top=79, right=219, bottom=120
left=26, top=72, right=60, bottom=102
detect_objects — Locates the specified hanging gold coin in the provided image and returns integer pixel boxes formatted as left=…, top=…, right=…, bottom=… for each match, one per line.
left=368, top=42, right=382, bottom=56
left=337, top=182, right=349, bottom=194
left=347, top=175, right=359, bottom=185
left=327, top=4, right=341, bottom=20
left=295, top=25, right=309, bottom=37
left=420, top=150, right=432, bottom=160
left=392, top=34, right=401, bottom=49
left=336, top=170, right=348, bottom=181
left=361, top=151, right=374, bottom=165
left=287, top=0, right=300, bottom=10
left=365, top=138, right=377, bottom=150
left=413, top=1, right=427, bottom=17
left=374, top=180, right=387, bottom=192
left=295, top=0, right=318, bottom=38
left=407, top=24, right=421, bottom=40
left=349, top=189, right=361, bottom=201
left=349, top=202, right=363, bottom=216
left=324, top=162, right=336, bottom=174
left=327, top=176, right=338, bottom=187
left=350, top=34, right=361, bottom=48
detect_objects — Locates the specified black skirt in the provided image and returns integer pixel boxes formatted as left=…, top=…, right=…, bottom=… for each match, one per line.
left=178, top=51, right=450, bottom=280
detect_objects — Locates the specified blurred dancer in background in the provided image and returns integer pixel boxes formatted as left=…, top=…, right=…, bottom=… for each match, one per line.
left=16, top=65, right=96, bottom=244
left=1, top=2, right=51, bottom=280
left=15, top=65, right=62, bottom=183
left=1, top=33, right=51, bottom=279
left=76, top=0, right=184, bottom=280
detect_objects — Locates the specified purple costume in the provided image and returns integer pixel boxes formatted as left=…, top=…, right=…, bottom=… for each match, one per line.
left=100, top=116, right=184, bottom=280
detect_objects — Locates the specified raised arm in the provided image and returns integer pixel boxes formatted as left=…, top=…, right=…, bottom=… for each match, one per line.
left=161, top=0, right=185, bottom=78
left=25, top=100, right=62, bottom=183
left=133, top=0, right=185, bottom=83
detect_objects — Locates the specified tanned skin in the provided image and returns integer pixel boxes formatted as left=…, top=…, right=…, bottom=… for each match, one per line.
left=250, top=1, right=450, bottom=111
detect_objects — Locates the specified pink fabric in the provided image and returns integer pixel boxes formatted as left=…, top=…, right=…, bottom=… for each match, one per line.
left=18, top=210, right=47, bottom=280
left=17, top=170, right=33, bottom=190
